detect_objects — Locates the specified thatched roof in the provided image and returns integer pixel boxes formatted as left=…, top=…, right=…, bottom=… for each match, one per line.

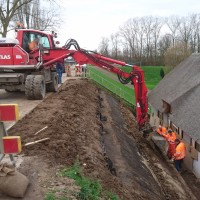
left=148, top=53, right=200, bottom=142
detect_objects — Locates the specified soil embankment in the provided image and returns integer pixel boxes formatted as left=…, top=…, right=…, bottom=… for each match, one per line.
left=0, top=79, right=197, bottom=200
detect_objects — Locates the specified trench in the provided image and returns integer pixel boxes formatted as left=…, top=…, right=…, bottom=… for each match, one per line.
left=4, top=79, right=197, bottom=200
left=96, top=89, right=166, bottom=199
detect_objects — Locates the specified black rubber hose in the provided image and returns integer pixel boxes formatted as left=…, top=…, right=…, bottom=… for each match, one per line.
left=117, top=72, right=132, bottom=84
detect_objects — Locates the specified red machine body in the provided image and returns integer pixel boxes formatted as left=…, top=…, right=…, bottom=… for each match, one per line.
left=0, top=29, right=148, bottom=127
left=0, top=46, right=29, bottom=65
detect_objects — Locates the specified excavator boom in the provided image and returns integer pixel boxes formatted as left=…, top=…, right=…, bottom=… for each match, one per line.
left=53, top=39, right=148, bottom=128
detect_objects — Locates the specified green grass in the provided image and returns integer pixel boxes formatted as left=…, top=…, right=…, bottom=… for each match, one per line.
left=44, top=192, right=56, bottom=200
left=119, top=65, right=166, bottom=90
left=45, top=161, right=119, bottom=200
left=141, top=66, right=163, bottom=90
left=59, top=161, right=119, bottom=200
left=60, top=162, right=101, bottom=200
left=88, top=66, right=135, bottom=105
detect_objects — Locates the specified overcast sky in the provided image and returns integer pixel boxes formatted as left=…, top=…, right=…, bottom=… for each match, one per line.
left=57, top=0, right=200, bottom=50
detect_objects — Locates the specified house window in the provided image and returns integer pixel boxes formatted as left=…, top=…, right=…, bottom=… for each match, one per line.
left=178, top=128, right=182, bottom=136
left=181, top=130, right=183, bottom=139
left=171, top=123, right=178, bottom=133
left=169, top=120, right=173, bottom=129
left=190, top=138, right=192, bottom=146
left=195, top=141, right=200, bottom=152
left=157, top=110, right=163, bottom=121
left=162, top=100, right=171, bottom=113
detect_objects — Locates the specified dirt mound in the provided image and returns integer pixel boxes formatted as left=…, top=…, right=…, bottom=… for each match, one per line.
left=5, top=79, right=197, bottom=200
left=8, top=79, right=125, bottom=199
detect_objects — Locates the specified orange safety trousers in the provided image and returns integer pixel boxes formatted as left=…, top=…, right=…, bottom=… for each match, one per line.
left=66, top=66, right=71, bottom=76
left=167, top=142, right=176, bottom=159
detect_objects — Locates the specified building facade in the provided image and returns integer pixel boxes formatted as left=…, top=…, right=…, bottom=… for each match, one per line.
left=148, top=54, right=200, bottom=178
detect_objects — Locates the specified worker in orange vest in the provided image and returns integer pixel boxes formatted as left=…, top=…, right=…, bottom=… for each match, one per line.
left=162, top=129, right=177, bottom=159
left=66, top=65, right=71, bottom=77
left=29, top=38, right=39, bottom=51
left=75, top=64, right=79, bottom=76
left=173, top=139, right=186, bottom=171
left=157, top=125, right=167, bottom=136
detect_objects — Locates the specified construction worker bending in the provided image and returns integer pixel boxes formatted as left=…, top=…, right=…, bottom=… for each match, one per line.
left=162, top=129, right=177, bottom=159
left=157, top=125, right=167, bottom=136
left=173, top=139, right=186, bottom=172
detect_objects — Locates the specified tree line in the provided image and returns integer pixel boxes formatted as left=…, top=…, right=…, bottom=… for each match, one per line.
left=1, top=1, right=199, bottom=67
left=98, top=14, right=200, bottom=67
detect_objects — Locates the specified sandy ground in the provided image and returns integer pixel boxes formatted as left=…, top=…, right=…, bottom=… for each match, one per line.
left=0, top=73, right=69, bottom=130
left=0, top=78, right=199, bottom=199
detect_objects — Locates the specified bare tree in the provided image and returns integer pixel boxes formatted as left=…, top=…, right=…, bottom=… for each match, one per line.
left=187, top=14, right=200, bottom=53
left=98, top=37, right=110, bottom=56
left=178, top=15, right=194, bottom=51
left=14, top=0, right=32, bottom=28
left=135, top=18, right=145, bottom=62
left=197, top=14, right=200, bottom=53
left=14, top=0, right=61, bottom=30
left=110, top=32, right=121, bottom=59
left=158, top=34, right=172, bottom=64
left=166, top=16, right=181, bottom=47
left=141, top=16, right=155, bottom=63
left=0, top=0, right=61, bottom=37
left=119, top=18, right=138, bottom=61
left=0, top=0, right=33, bottom=37
left=151, top=17, right=164, bottom=64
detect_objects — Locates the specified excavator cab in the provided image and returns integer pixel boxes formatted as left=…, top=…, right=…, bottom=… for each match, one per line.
left=21, top=31, right=52, bottom=53
left=16, top=29, right=56, bottom=54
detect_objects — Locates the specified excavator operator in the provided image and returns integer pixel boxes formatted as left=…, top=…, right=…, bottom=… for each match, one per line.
left=29, top=38, right=39, bottom=51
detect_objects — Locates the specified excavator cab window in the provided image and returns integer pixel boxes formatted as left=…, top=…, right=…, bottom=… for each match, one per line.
left=22, top=31, right=50, bottom=52
left=41, top=36, right=50, bottom=49
left=22, top=32, right=29, bottom=52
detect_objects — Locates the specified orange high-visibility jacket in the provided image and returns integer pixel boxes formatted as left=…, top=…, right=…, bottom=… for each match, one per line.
left=157, top=126, right=166, bottom=135
left=163, top=132, right=176, bottom=142
left=29, top=40, right=38, bottom=50
left=174, top=142, right=186, bottom=160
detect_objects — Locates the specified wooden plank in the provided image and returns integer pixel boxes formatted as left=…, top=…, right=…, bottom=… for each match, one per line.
left=34, top=126, right=48, bottom=135
left=24, top=138, right=50, bottom=146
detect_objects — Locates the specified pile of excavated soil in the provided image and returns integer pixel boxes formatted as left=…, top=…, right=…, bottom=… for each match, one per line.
left=4, top=79, right=197, bottom=200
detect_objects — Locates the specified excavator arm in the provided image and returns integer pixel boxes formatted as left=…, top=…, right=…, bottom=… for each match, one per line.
left=42, top=39, right=148, bottom=128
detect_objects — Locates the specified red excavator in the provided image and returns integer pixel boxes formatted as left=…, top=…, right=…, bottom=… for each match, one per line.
left=0, top=28, right=148, bottom=128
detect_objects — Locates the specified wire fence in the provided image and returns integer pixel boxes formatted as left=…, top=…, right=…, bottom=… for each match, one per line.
left=87, top=68, right=135, bottom=106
